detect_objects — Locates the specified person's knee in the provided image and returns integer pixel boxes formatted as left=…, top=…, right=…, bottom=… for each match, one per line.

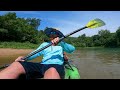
left=0, top=62, right=25, bottom=79
left=10, top=62, right=21, bottom=68
left=44, top=67, right=60, bottom=79
left=10, top=62, right=25, bottom=74
left=48, top=67, right=58, bottom=73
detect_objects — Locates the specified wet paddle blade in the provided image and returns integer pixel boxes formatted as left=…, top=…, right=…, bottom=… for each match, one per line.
left=86, top=18, right=106, bottom=29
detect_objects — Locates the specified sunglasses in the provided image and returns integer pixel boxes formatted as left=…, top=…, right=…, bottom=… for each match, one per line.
left=50, top=31, right=57, bottom=35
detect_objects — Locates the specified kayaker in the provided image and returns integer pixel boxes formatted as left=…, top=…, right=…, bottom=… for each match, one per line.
left=0, top=27, right=75, bottom=79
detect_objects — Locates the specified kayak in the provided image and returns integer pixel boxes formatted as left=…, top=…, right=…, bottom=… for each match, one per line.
left=64, top=60, right=80, bottom=79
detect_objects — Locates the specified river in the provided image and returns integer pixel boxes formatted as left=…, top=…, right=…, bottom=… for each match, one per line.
left=71, top=48, right=120, bottom=79
left=0, top=48, right=120, bottom=79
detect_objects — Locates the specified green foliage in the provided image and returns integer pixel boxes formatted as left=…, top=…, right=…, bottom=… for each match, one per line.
left=104, top=33, right=117, bottom=47
left=0, top=12, right=120, bottom=48
left=0, top=12, right=42, bottom=44
left=26, top=18, right=41, bottom=30
left=116, top=27, right=120, bottom=46
left=0, top=42, right=39, bottom=49
left=98, top=30, right=111, bottom=46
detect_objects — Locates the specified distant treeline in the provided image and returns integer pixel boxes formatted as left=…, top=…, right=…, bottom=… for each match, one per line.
left=0, top=12, right=120, bottom=48
left=0, top=12, right=49, bottom=44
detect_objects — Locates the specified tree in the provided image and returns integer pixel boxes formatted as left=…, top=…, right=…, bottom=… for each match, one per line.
left=98, top=30, right=111, bottom=46
left=104, top=33, right=117, bottom=47
left=116, top=27, right=120, bottom=46
left=92, top=35, right=101, bottom=46
left=0, top=28, right=8, bottom=41
left=26, top=18, right=41, bottom=30
left=77, top=34, right=87, bottom=47
left=0, top=12, right=42, bottom=43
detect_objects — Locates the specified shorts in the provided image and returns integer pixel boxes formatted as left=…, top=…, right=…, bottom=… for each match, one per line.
left=18, top=61, right=65, bottom=79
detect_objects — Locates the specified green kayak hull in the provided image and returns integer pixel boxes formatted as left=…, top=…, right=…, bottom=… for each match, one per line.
left=64, top=62, right=80, bottom=79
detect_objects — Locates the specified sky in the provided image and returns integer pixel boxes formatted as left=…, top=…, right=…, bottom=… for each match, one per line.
left=0, top=11, right=120, bottom=37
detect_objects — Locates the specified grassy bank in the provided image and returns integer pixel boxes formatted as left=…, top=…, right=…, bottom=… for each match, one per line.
left=0, top=42, right=112, bottom=49
left=76, top=46, right=104, bottom=49
left=0, top=42, right=40, bottom=49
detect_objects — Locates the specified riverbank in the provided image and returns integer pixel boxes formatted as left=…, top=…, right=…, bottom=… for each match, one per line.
left=0, top=42, right=39, bottom=49
left=0, top=48, right=33, bottom=56
left=0, top=48, right=42, bottom=65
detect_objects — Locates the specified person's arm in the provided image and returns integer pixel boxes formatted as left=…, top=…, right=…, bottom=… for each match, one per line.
left=15, top=46, right=43, bottom=62
left=63, top=52, right=69, bottom=61
left=26, top=43, right=44, bottom=61
left=59, top=41, right=75, bottom=53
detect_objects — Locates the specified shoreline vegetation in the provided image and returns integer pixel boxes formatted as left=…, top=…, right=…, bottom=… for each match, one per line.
left=0, top=41, right=119, bottom=49
left=0, top=41, right=104, bottom=49
left=0, top=41, right=39, bottom=49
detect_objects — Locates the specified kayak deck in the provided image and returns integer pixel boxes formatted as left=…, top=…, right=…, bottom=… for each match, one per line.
left=64, top=60, right=80, bottom=79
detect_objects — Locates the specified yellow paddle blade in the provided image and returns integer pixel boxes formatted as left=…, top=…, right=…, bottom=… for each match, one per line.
left=86, top=18, right=105, bottom=29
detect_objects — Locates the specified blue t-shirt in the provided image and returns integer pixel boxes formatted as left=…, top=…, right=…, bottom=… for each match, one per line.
left=27, top=41, right=75, bottom=65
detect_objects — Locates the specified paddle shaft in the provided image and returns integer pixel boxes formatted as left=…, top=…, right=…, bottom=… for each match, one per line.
left=19, top=23, right=97, bottom=60
left=0, top=26, right=88, bottom=69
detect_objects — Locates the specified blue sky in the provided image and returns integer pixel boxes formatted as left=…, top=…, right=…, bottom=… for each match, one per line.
left=0, top=11, right=120, bottom=37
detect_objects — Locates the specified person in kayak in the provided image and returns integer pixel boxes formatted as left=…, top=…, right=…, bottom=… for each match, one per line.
left=0, top=27, right=75, bottom=79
